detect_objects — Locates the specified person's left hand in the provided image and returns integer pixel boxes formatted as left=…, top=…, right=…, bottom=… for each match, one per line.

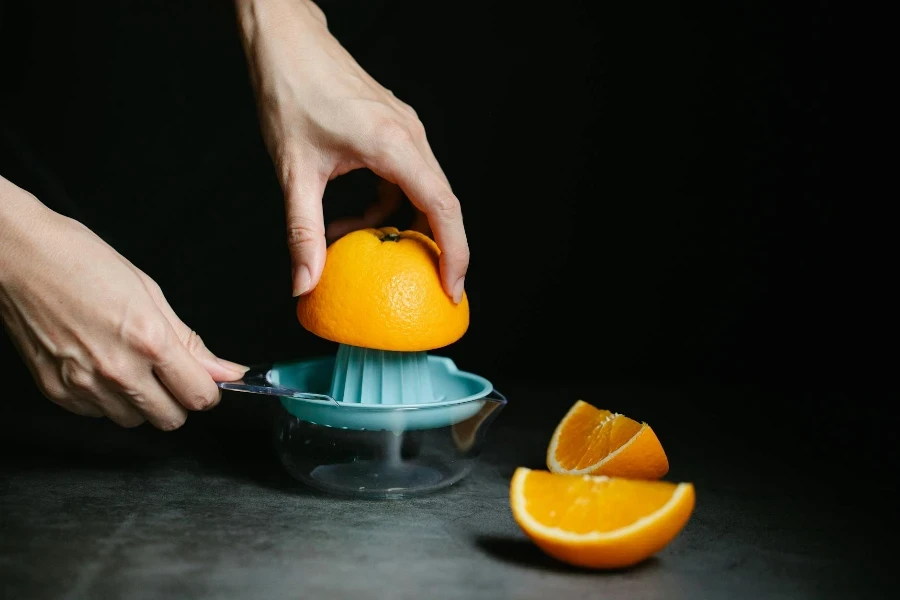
left=234, top=0, right=469, bottom=303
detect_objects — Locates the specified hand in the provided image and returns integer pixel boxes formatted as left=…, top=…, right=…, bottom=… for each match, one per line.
left=234, top=0, right=469, bottom=302
left=0, top=179, right=247, bottom=430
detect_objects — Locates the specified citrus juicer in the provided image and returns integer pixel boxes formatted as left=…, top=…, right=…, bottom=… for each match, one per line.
left=222, top=228, right=506, bottom=499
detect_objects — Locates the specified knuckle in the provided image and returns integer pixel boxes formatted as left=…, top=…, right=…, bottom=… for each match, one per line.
left=191, top=386, right=221, bottom=411
left=286, top=218, right=325, bottom=251
left=70, top=371, right=95, bottom=394
left=158, top=413, right=187, bottom=432
left=122, top=417, right=146, bottom=428
left=275, top=142, right=309, bottom=188
left=308, top=2, right=328, bottom=26
left=142, top=277, right=164, bottom=300
left=403, top=103, right=420, bottom=120
left=38, top=380, right=69, bottom=404
left=96, top=356, right=131, bottom=387
left=124, top=315, right=169, bottom=359
left=184, top=330, right=206, bottom=354
left=60, top=361, right=95, bottom=394
left=446, top=244, right=470, bottom=265
left=71, top=401, right=103, bottom=418
left=113, top=412, right=145, bottom=428
left=375, top=119, right=413, bottom=153
left=432, top=191, right=462, bottom=217
left=407, top=115, right=425, bottom=137
left=168, top=320, right=193, bottom=346
left=126, top=390, right=150, bottom=410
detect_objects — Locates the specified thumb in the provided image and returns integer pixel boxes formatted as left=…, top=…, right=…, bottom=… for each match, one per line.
left=283, top=162, right=328, bottom=297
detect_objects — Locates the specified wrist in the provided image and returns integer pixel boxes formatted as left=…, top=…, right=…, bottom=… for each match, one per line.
left=0, top=177, right=53, bottom=287
left=233, top=0, right=325, bottom=41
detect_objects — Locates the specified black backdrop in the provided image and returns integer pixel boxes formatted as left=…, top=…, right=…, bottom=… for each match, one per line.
left=0, top=2, right=891, bottom=466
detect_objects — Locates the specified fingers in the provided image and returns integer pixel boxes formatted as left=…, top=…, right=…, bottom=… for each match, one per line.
left=69, top=378, right=183, bottom=431
left=151, top=333, right=223, bottom=414
left=282, top=160, right=328, bottom=297
left=366, top=130, right=469, bottom=303
left=325, top=178, right=402, bottom=242
left=407, top=138, right=443, bottom=238
left=65, top=398, right=106, bottom=419
left=127, top=374, right=189, bottom=431
left=87, top=389, right=146, bottom=428
left=39, top=369, right=145, bottom=427
left=385, top=97, right=448, bottom=240
left=62, top=344, right=212, bottom=432
left=179, top=331, right=246, bottom=383
left=137, top=294, right=225, bottom=414
left=115, top=294, right=231, bottom=429
left=141, top=277, right=247, bottom=382
left=410, top=128, right=451, bottom=187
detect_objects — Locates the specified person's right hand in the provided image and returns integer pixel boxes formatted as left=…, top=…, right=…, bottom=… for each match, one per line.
left=0, top=177, right=247, bottom=430
left=234, top=0, right=470, bottom=302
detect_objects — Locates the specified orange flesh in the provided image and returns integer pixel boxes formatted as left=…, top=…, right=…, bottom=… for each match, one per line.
left=522, top=471, right=677, bottom=535
left=555, top=405, right=644, bottom=470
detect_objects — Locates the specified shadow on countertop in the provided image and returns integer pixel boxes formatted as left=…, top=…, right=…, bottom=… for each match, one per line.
left=475, top=535, right=663, bottom=576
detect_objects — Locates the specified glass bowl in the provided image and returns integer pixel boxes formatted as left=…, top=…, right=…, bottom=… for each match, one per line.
left=272, top=389, right=506, bottom=499
left=258, top=355, right=506, bottom=499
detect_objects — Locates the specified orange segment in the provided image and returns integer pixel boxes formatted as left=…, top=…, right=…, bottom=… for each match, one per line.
left=510, top=468, right=695, bottom=569
left=546, top=400, right=668, bottom=479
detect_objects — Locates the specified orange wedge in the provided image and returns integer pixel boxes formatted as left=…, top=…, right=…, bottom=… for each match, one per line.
left=546, top=400, right=668, bottom=479
left=510, top=468, right=695, bottom=569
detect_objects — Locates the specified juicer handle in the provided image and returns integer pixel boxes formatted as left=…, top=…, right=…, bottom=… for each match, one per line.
left=216, top=363, right=341, bottom=406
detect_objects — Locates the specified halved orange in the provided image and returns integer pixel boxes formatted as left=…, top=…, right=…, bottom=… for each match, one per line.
left=296, top=227, right=468, bottom=351
left=510, top=468, right=695, bottom=569
left=546, top=400, right=668, bottom=479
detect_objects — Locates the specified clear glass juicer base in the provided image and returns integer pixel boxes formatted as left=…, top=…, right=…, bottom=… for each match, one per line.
left=269, top=351, right=506, bottom=499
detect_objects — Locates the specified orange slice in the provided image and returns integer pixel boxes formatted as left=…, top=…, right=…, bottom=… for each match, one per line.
left=546, top=400, right=668, bottom=479
left=510, top=467, right=695, bottom=569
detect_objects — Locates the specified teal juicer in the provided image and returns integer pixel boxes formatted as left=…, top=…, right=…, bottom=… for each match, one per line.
left=221, top=344, right=506, bottom=499
left=219, top=228, right=506, bottom=498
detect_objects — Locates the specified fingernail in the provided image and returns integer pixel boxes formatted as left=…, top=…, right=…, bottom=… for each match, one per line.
left=293, top=265, right=311, bottom=297
left=217, top=358, right=249, bottom=374
left=452, top=277, right=465, bottom=304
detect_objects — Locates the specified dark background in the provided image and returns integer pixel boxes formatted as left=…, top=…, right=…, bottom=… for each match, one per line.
left=0, top=1, right=893, bottom=472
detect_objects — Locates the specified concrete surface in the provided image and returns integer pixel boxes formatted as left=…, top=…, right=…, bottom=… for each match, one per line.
left=0, top=384, right=893, bottom=599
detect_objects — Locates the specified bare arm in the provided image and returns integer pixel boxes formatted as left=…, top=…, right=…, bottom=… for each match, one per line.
left=1, top=175, right=246, bottom=429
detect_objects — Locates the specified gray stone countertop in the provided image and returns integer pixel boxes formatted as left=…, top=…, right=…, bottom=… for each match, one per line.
left=1, top=382, right=893, bottom=599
